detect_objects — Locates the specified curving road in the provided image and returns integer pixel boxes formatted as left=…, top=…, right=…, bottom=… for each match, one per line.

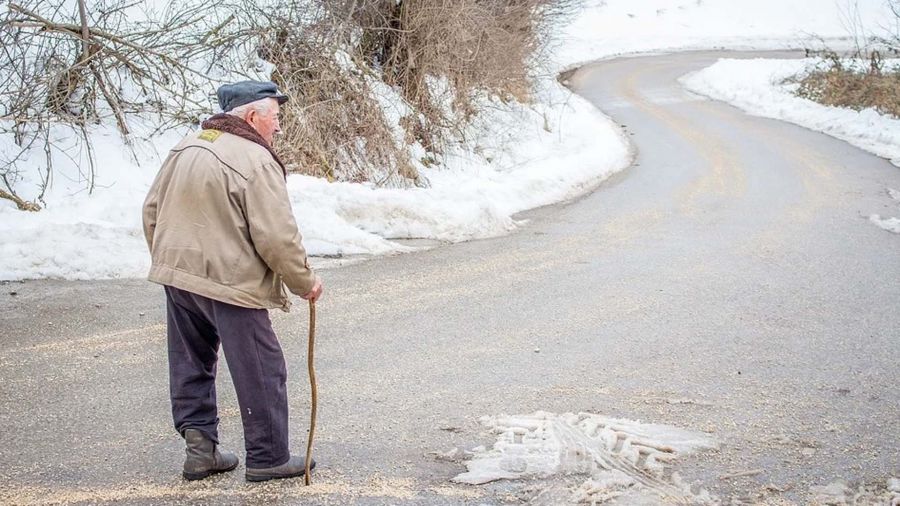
left=1, top=51, right=898, bottom=504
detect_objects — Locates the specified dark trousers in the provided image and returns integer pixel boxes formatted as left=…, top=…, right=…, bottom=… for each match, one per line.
left=165, top=285, right=290, bottom=468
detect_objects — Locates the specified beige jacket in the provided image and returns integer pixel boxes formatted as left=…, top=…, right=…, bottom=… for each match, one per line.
left=142, top=129, right=315, bottom=311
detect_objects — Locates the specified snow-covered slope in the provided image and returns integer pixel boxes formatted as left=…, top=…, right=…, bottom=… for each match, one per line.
left=558, top=0, right=894, bottom=68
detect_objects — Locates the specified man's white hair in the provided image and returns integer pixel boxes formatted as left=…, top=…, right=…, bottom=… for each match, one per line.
left=228, top=97, right=276, bottom=118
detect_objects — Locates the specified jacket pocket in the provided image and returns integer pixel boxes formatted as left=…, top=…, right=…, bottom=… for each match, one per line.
left=159, top=246, right=205, bottom=275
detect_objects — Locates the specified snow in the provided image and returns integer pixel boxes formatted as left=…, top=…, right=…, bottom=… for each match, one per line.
left=0, top=123, right=188, bottom=280
left=870, top=215, right=900, bottom=234
left=555, top=0, right=894, bottom=69
left=680, top=58, right=900, bottom=167
left=871, top=187, right=900, bottom=234
left=452, top=411, right=718, bottom=504
left=2, top=0, right=898, bottom=280
left=0, top=79, right=630, bottom=279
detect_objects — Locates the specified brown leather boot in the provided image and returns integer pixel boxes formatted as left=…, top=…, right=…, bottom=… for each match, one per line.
left=182, top=428, right=239, bottom=480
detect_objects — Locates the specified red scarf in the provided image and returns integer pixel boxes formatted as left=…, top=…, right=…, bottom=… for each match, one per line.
left=201, top=113, right=286, bottom=176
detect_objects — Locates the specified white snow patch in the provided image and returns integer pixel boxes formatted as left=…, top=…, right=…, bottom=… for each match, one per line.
left=868, top=188, right=900, bottom=235
left=0, top=122, right=189, bottom=280
left=556, top=0, right=896, bottom=69
left=869, top=215, right=900, bottom=234
left=453, top=411, right=717, bottom=504
left=890, top=477, right=900, bottom=493
left=680, top=58, right=900, bottom=168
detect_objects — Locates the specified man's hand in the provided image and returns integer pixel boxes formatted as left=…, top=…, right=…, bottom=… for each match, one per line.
left=301, top=276, right=323, bottom=302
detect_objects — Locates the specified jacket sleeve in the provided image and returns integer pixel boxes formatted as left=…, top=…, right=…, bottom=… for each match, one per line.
left=244, top=162, right=317, bottom=297
left=142, top=170, right=162, bottom=252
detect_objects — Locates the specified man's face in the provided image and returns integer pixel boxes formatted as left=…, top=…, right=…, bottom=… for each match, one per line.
left=247, top=99, right=281, bottom=145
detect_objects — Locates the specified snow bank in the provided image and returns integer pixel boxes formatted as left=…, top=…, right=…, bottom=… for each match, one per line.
left=453, top=411, right=718, bottom=504
left=0, top=123, right=188, bottom=280
left=291, top=81, right=631, bottom=252
left=0, top=80, right=630, bottom=280
left=680, top=58, right=900, bottom=168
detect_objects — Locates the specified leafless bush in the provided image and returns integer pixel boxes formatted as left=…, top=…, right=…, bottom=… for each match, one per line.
left=237, top=0, right=421, bottom=185
left=796, top=3, right=900, bottom=120
left=884, top=0, right=900, bottom=54
left=240, top=0, right=580, bottom=186
left=795, top=51, right=900, bottom=119
left=353, top=0, right=579, bottom=154
left=0, top=0, right=248, bottom=209
left=1, top=0, right=582, bottom=208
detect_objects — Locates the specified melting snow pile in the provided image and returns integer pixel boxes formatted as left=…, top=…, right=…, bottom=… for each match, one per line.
left=870, top=188, right=900, bottom=235
left=453, top=411, right=718, bottom=504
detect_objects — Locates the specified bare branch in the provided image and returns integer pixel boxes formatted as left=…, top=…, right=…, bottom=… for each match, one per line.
left=0, top=187, right=42, bottom=211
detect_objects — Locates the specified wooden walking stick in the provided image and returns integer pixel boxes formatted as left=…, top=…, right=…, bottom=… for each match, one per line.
left=304, top=299, right=317, bottom=485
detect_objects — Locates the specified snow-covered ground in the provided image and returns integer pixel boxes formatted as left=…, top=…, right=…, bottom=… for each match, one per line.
left=556, top=0, right=895, bottom=69
left=1, top=0, right=896, bottom=280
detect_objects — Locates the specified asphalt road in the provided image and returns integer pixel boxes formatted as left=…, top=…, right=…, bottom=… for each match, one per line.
left=1, top=51, right=898, bottom=505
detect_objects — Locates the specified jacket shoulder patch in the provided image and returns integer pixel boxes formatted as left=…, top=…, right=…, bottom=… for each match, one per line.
left=198, top=129, right=223, bottom=142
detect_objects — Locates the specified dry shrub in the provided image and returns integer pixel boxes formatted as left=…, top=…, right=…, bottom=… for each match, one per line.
left=796, top=2, right=900, bottom=119
left=274, top=52, right=419, bottom=185
left=355, top=0, right=576, bottom=153
left=241, top=0, right=579, bottom=187
left=237, top=0, right=421, bottom=185
left=796, top=51, right=900, bottom=119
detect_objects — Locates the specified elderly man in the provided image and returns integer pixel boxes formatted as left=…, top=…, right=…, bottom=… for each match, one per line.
left=142, top=80, right=323, bottom=482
